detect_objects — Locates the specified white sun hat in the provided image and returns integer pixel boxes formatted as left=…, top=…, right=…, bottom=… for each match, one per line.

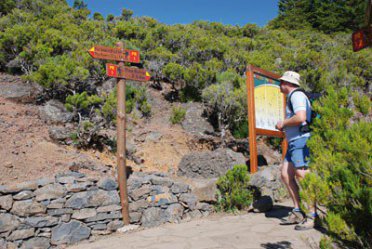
left=279, top=71, right=301, bottom=86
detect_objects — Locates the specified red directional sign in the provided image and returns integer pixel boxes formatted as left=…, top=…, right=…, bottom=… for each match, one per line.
left=106, top=64, right=151, bottom=82
left=352, top=27, right=372, bottom=52
left=88, top=46, right=140, bottom=63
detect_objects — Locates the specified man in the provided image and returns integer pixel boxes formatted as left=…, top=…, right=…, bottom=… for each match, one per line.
left=275, top=71, right=317, bottom=230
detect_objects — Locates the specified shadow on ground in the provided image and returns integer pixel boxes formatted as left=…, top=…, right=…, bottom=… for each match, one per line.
left=265, top=205, right=292, bottom=220
left=261, top=241, right=292, bottom=249
left=265, top=205, right=328, bottom=235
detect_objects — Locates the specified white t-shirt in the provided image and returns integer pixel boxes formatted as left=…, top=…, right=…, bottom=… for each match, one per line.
left=284, top=90, right=312, bottom=142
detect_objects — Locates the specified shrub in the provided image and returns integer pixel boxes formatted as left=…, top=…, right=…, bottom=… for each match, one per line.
left=65, top=92, right=102, bottom=116
left=101, top=85, right=151, bottom=123
left=202, top=79, right=247, bottom=141
left=216, top=164, right=253, bottom=212
left=169, top=106, right=186, bottom=124
left=300, top=87, right=372, bottom=249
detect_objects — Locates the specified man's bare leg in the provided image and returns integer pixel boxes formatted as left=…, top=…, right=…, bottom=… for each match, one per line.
left=294, top=168, right=319, bottom=230
left=280, top=161, right=301, bottom=209
left=295, top=169, right=316, bottom=213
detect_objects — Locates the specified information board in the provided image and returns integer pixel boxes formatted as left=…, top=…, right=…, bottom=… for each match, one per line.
left=246, top=65, right=287, bottom=173
left=253, top=74, right=284, bottom=131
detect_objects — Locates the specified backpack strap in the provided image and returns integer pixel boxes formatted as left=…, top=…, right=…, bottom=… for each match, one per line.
left=287, top=88, right=306, bottom=114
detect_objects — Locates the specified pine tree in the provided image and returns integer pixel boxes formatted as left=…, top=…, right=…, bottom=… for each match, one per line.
left=270, top=0, right=368, bottom=33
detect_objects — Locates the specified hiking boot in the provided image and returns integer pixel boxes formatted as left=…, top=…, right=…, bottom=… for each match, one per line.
left=280, top=210, right=305, bottom=225
left=294, top=216, right=320, bottom=231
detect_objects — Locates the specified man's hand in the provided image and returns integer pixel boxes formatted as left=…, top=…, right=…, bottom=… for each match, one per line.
left=275, top=120, right=285, bottom=131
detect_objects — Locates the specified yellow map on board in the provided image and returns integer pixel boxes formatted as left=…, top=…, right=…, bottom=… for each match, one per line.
left=254, top=75, right=284, bottom=131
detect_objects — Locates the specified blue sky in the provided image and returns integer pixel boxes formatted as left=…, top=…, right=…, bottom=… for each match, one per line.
left=66, top=0, right=279, bottom=27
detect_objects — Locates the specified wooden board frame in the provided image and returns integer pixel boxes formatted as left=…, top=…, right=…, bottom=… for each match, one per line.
left=246, top=65, right=287, bottom=173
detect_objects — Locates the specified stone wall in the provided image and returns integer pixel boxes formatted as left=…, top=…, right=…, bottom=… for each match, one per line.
left=0, top=171, right=213, bottom=248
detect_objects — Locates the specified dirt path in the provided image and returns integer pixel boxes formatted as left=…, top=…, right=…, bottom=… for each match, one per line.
left=68, top=201, right=323, bottom=249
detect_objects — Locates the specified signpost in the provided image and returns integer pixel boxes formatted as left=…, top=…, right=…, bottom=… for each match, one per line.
left=246, top=65, right=287, bottom=173
left=352, top=27, right=372, bottom=52
left=88, top=42, right=150, bottom=225
left=106, top=64, right=151, bottom=82
left=89, top=46, right=140, bottom=63
left=352, top=0, right=372, bottom=52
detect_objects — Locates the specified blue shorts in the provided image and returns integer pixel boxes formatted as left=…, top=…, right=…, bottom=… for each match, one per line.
left=284, top=137, right=310, bottom=168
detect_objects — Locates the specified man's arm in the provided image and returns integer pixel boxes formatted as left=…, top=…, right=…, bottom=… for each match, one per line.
left=276, top=91, right=308, bottom=131
left=275, top=110, right=306, bottom=130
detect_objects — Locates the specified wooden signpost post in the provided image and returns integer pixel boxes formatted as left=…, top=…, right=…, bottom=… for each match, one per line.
left=88, top=42, right=150, bottom=225
left=246, top=65, right=287, bottom=173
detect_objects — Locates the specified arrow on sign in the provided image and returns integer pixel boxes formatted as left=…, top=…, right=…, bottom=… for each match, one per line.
left=106, top=64, right=151, bottom=82
left=88, top=46, right=140, bottom=63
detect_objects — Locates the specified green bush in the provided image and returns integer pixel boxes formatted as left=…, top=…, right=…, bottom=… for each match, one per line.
left=231, top=119, right=248, bottom=139
left=169, top=106, right=186, bottom=124
left=216, top=164, right=253, bottom=212
left=65, top=92, right=102, bottom=114
left=101, top=85, right=151, bottom=123
left=300, top=87, right=372, bottom=249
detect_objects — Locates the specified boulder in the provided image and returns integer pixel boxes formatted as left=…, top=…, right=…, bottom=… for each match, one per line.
left=162, top=204, right=184, bottom=223
left=141, top=207, right=163, bottom=227
left=65, top=190, right=120, bottom=209
left=129, top=199, right=149, bottom=212
left=97, top=177, right=118, bottom=191
left=127, top=172, right=151, bottom=190
left=0, top=195, right=13, bottom=210
left=97, top=204, right=122, bottom=213
left=48, top=126, right=73, bottom=142
left=0, top=239, right=5, bottom=248
left=0, top=77, right=42, bottom=103
left=39, top=100, right=73, bottom=124
left=34, top=184, right=66, bottom=201
left=25, top=216, right=59, bottom=228
left=20, top=237, right=50, bottom=249
left=90, top=224, right=107, bottom=230
left=146, top=193, right=177, bottom=206
left=51, top=221, right=91, bottom=245
left=129, top=185, right=151, bottom=201
left=171, top=182, right=189, bottom=194
left=8, top=228, right=34, bottom=241
left=71, top=208, right=97, bottom=220
left=0, top=214, right=20, bottom=233
left=148, top=175, right=173, bottom=187
left=178, top=148, right=246, bottom=178
left=65, top=182, right=92, bottom=193
left=13, top=191, right=34, bottom=201
left=84, top=211, right=121, bottom=222
left=0, top=181, right=38, bottom=194
left=129, top=212, right=142, bottom=223
left=179, top=193, right=198, bottom=210
left=183, top=178, right=218, bottom=202
left=47, top=208, right=73, bottom=216
left=181, top=103, right=214, bottom=136
left=107, top=220, right=124, bottom=231
left=11, top=200, right=46, bottom=217
left=257, top=140, right=282, bottom=165
left=249, top=164, right=288, bottom=202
